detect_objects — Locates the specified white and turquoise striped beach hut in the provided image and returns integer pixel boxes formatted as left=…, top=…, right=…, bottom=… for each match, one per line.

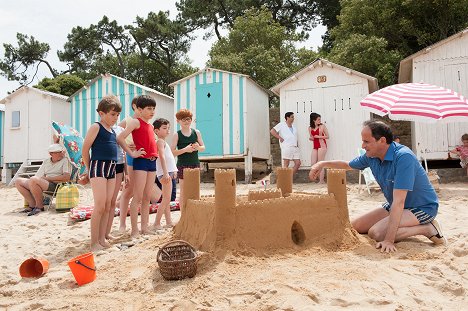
left=169, top=68, right=271, bottom=182
left=69, top=74, right=174, bottom=137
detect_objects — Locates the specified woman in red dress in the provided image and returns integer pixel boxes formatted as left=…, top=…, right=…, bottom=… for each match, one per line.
left=308, top=112, right=329, bottom=183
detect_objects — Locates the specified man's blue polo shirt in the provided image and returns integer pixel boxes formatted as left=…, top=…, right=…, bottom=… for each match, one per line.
left=349, top=142, right=438, bottom=217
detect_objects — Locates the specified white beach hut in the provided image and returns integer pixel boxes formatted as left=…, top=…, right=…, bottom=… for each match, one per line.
left=0, top=87, right=69, bottom=184
left=271, top=58, right=378, bottom=168
left=399, top=28, right=468, bottom=160
left=69, top=73, right=174, bottom=138
left=0, top=104, right=4, bottom=167
left=169, top=68, right=271, bottom=182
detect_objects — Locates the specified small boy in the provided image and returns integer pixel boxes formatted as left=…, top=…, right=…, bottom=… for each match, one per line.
left=170, top=109, right=205, bottom=212
left=152, top=118, right=178, bottom=230
left=449, top=133, right=468, bottom=176
left=81, top=95, right=125, bottom=251
left=117, top=95, right=158, bottom=238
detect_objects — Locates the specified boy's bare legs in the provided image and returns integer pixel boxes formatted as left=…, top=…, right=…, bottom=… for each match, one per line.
left=106, top=172, right=123, bottom=239
left=153, top=179, right=172, bottom=229
left=140, top=171, right=157, bottom=235
left=98, top=177, right=116, bottom=248
left=130, top=170, right=147, bottom=238
left=119, top=166, right=134, bottom=233
left=90, top=177, right=109, bottom=251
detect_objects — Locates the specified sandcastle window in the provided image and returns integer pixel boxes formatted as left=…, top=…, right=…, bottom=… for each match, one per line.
left=291, top=221, right=305, bottom=245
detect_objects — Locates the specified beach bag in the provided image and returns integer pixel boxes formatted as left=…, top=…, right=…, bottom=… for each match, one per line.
left=56, top=183, right=80, bottom=212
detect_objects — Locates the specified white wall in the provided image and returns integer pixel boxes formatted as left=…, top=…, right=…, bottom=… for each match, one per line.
left=279, top=66, right=371, bottom=167
left=411, top=35, right=468, bottom=160
left=246, top=79, right=270, bottom=159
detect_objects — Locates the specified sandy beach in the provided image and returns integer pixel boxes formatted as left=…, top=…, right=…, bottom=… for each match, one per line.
left=0, top=181, right=466, bottom=310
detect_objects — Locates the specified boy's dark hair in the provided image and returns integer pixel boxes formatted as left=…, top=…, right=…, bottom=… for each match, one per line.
left=153, top=118, right=170, bottom=129
left=462, top=133, right=468, bottom=141
left=363, top=120, right=393, bottom=144
left=285, top=112, right=294, bottom=119
left=135, top=95, right=156, bottom=109
left=97, top=95, right=122, bottom=113
left=131, top=97, right=138, bottom=111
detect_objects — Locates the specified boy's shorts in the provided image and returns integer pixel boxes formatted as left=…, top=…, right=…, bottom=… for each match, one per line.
left=157, top=172, right=177, bottom=181
left=133, top=158, right=157, bottom=172
left=89, top=160, right=116, bottom=179
left=177, top=164, right=200, bottom=179
left=126, top=153, right=134, bottom=167
left=382, top=202, right=435, bottom=225
left=115, top=163, right=125, bottom=174
left=460, top=158, right=468, bottom=168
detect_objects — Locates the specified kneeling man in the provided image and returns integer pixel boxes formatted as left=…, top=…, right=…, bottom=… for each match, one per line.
left=15, top=144, right=71, bottom=215
left=309, top=120, right=446, bottom=252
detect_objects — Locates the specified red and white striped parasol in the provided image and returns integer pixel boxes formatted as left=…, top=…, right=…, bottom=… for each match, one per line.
left=360, top=83, right=468, bottom=122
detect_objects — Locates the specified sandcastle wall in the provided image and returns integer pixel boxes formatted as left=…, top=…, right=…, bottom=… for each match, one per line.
left=247, top=189, right=282, bottom=201
left=174, top=168, right=358, bottom=251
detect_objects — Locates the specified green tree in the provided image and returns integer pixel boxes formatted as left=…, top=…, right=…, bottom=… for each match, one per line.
left=35, top=74, right=86, bottom=97
left=329, top=0, right=468, bottom=86
left=176, top=0, right=320, bottom=40
left=0, top=33, right=58, bottom=83
left=208, top=7, right=318, bottom=89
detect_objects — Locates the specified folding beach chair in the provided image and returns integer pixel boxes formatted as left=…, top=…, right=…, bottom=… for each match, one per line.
left=357, top=149, right=380, bottom=194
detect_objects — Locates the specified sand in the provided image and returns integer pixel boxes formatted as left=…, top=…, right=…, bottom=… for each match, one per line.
left=0, top=181, right=467, bottom=310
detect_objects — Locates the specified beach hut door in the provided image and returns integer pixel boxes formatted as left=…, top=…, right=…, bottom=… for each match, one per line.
left=196, top=82, right=223, bottom=156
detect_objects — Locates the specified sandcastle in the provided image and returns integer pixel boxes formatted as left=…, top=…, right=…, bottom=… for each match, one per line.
left=174, top=168, right=359, bottom=252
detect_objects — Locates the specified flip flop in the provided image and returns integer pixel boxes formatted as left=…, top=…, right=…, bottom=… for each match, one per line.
left=27, top=207, right=44, bottom=216
left=21, top=207, right=34, bottom=213
left=429, top=219, right=447, bottom=245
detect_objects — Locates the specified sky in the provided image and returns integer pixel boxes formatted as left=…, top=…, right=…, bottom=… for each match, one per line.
left=0, top=0, right=326, bottom=100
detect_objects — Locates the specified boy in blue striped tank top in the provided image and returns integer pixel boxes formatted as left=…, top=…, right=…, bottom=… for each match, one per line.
left=81, top=96, right=143, bottom=252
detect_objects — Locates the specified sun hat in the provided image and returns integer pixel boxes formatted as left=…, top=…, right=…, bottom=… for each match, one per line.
left=48, top=143, right=63, bottom=153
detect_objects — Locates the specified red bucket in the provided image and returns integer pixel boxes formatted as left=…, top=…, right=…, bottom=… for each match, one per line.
left=19, top=258, right=49, bottom=278
left=68, top=252, right=96, bottom=286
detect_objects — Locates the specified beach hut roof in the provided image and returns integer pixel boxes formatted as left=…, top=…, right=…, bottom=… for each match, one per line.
left=0, top=86, right=68, bottom=104
left=270, top=58, right=379, bottom=96
left=399, top=27, right=468, bottom=83
left=168, top=67, right=274, bottom=96
left=67, top=73, right=173, bottom=101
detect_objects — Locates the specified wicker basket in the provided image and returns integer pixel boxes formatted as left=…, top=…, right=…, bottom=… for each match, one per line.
left=157, top=240, right=198, bottom=280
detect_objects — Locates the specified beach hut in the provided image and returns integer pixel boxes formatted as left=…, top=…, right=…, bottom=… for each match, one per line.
left=0, top=87, right=69, bottom=184
left=271, top=58, right=378, bottom=167
left=69, top=73, right=174, bottom=138
left=399, top=28, right=468, bottom=160
left=0, top=104, right=4, bottom=168
left=168, top=68, right=271, bottom=183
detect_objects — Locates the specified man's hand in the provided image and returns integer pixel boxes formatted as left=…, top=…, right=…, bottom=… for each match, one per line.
left=279, top=137, right=284, bottom=143
left=309, top=162, right=323, bottom=180
left=376, top=240, right=397, bottom=253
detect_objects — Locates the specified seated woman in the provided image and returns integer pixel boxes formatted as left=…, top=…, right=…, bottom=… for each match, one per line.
left=15, top=144, right=71, bottom=216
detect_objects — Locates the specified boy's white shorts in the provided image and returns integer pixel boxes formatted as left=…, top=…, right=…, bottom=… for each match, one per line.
left=281, top=146, right=301, bottom=160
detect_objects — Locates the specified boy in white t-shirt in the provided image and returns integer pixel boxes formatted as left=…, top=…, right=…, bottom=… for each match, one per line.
left=151, top=118, right=178, bottom=230
left=270, top=111, right=301, bottom=174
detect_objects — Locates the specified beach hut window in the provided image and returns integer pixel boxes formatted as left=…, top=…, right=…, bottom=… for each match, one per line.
left=12, top=111, right=20, bottom=128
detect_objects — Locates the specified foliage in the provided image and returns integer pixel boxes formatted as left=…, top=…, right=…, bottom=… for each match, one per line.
left=35, top=74, right=86, bottom=97
left=176, top=0, right=320, bottom=40
left=208, top=7, right=318, bottom=89
left=328, top=0, right=468, bottom=86
left=0, top=33, right=57, bottom=83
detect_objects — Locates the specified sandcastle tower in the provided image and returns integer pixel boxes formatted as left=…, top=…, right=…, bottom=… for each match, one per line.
left=214, top=169, right=237, bottom=243
left=276, top=167, right=293, bottom=195
left=326, top=169, right=349, bottom=223
left=181, top=168, right=200, bottom=212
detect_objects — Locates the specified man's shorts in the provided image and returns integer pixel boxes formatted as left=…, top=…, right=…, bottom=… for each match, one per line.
left=382, top=202, right=435, bottom=225
left=133, top=158, right=157, bottom=172
left=281, top=146, right=301, bottom=160
left=115, top=163, right=125, bottom=174
left=89, top=160, right=116, bottom=179
left=126, top=153, right=134, bottom=167
left=177, top=164, right=200, bottom=179
left=47, top=182, right=58, bottom=192
left=460, top=158, right=468, bottom=168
